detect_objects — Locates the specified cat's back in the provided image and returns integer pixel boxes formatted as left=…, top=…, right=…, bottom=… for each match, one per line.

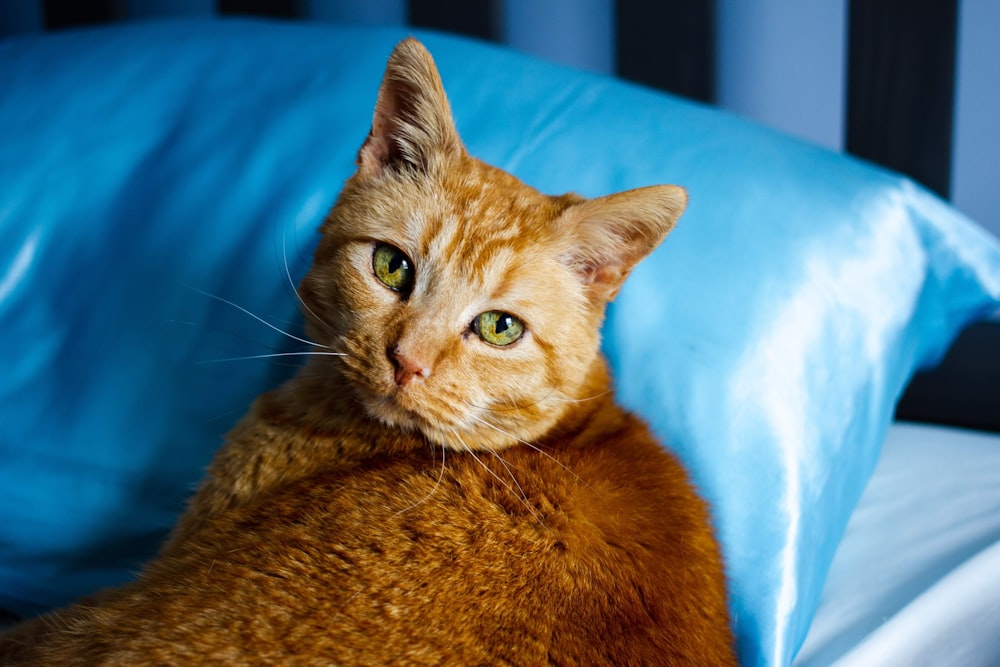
left=35, top=406, right=734, bottom=666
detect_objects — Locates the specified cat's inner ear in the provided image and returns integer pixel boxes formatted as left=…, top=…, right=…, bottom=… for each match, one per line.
left=357, top=38, right=463, bottom=178
left=557, top=185, right=687, bottom=302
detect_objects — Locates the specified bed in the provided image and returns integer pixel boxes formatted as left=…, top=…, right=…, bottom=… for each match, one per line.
left=795, top=422, right=1000, bottom=666
left=1, top=11, right=998, bottom=667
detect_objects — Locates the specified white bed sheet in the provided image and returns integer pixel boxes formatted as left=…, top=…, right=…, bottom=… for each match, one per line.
left=794, top=422, right=1000, bottom=666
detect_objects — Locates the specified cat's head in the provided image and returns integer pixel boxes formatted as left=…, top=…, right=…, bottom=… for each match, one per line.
left=299, top=38, right=685, bottom=452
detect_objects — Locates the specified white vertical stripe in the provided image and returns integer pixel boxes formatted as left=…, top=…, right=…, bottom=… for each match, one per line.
left=501, top=0, right=614, bottom=75
left=952, top=0, right=1000, bottom=238
left=716, top=0, right=847, bottom=151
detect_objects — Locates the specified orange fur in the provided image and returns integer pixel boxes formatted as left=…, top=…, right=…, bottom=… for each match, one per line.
left=1, top=38, right=736, bottom=665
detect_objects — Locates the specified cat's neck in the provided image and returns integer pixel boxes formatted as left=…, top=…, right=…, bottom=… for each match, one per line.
left=531, top=356, right=630, bottom=452
left=187, top=354, right=623, bottom=540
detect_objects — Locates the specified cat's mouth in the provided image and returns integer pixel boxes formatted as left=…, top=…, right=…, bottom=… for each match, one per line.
left=368, top=392, right=419, bottom=426
left=362, top=385, right=443, bottom=438
left=360, top=385, right=499, bottom=452
left=341, top=360, right=519, bottom=452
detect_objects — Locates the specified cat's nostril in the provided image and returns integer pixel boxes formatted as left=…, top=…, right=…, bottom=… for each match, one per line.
left=387, top=344, right=431, bottom=387
left=386, top=344, right=401, bottom=367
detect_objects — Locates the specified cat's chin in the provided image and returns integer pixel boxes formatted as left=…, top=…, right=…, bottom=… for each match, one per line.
left=361, top=391, right=445, bottom=443
left=359, top=391, right=515, bottom=453
left=365, top=394, right=426, bottom=433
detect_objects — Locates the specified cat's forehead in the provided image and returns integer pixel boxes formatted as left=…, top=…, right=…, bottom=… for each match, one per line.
left=413, top=159, right=574, bottom=285
left=331, top=156, right=583, bottom=299
left=440, top=158, right=568, bottom=228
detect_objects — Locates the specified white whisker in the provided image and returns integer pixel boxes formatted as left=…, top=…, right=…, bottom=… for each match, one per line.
left=464, top=388, right=613, bottom=413
left=465, top=411, right=587, bottom=487
left=281, top=227, right=336, bottom=337
left=391, top=443, right=447, bottom=518
left=544, top=390, right=613, bottom=405
left=487, top=448, right=531, bottom=507
left=187, top=286, right=331, bottom=350
left=198, top=351, right=346, bottom=364
left=452, top=429, right=544, bottom=525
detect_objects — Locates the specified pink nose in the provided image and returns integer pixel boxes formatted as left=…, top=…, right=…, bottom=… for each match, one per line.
left=387, top=345, right=432, bottom=387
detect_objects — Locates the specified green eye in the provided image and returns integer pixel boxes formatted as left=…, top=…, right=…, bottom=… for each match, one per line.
left=372, top=243, right=414, bottom=293
left=472, top=311, right=525, bottom=347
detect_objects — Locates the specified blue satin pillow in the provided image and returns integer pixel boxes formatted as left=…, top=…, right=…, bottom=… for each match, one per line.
left=1, top=20, right=998, bottom=667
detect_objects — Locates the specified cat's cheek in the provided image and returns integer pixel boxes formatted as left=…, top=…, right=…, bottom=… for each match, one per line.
left=463, top=340, right=546, bottom=403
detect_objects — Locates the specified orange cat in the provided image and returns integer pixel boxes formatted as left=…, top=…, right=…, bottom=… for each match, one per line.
left=1, top=39, right=736, bottom=665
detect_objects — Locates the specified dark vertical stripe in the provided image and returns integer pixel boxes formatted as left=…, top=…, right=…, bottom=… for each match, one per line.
left=615, top=0, right=715, bottom=103
left=43, top=0, right=119, bottom=29
left=896, top=322, right=1000, bottom=433
left=123, top=1, right=217, bottom=19
left=1, top=2, right=44, bottom=35
left=407, top=0, right=497, bottom=42
left=846, top=0, right=957, bottom=197
left=216, top=0, right=297, bottom=19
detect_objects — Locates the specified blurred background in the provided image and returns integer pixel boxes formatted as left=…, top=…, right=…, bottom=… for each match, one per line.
left=2, top=0, right=997, bottom=428
left=2, top=0, right=997, bottom=240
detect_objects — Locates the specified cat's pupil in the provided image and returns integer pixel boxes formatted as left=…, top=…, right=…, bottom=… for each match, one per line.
left=473, top=311, right=524, bottom=347
left=373, top=243, right=414, bottom=294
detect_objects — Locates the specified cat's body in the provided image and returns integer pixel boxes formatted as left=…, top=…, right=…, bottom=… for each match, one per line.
left=1, top=39, right=736, bottom=665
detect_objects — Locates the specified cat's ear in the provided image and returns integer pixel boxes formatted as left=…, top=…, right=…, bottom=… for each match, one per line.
left=557, top=185, right=686, bottom=302
left=357, top=38, right=463, bottom=179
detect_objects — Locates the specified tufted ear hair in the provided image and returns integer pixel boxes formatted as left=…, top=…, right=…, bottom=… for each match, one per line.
left=356, top=38, right=464, bottom=179
left=556, top=185, right=687, bottom=303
